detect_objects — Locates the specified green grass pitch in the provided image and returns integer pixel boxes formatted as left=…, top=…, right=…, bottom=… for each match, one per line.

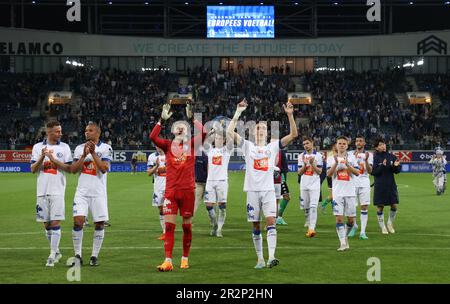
left=0, top=172, right=449, bottom=284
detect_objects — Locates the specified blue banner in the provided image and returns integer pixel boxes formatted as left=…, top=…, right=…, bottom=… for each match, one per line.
left=207, top=6, right=275, bottom=38
left=401, top=163, right=450, bottom=173
left=411, top=151, right=450, bottom=162
left=0, top=163, right=31, bottom=172
left=2, top=162, right=448, bottom=173
left=110, top=163, right=148, bottom=172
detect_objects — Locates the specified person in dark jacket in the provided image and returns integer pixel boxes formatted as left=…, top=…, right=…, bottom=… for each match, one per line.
left=371, top=138, right=401, bottom=235
left=194, top=149, right=208, bottom=216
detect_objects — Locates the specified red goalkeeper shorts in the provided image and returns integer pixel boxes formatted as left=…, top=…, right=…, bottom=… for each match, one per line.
left=163, top=189, right=195, bottom=218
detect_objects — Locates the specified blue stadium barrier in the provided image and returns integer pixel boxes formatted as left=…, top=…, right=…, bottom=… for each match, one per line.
left=1, top=162, right=448, bottom=173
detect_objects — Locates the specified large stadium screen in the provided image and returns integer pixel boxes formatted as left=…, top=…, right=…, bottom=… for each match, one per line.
left=207, top=6, right=275, bottom=38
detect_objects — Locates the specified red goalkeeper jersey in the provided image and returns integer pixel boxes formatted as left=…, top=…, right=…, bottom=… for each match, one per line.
left=149, top=121, right=205, bottom=192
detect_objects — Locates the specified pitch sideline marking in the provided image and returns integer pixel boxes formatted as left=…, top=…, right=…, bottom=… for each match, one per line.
left=2, top=246, right=450, bottom=251
left=1, top=230, right=450, bottom=238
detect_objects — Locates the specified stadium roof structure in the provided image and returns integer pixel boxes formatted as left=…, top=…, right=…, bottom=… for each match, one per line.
left=0, top=0, right=449, bottom=38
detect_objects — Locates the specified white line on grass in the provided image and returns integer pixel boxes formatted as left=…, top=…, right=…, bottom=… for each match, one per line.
left=2, top=246, right=450, bottom=251
left=2, top=230, right=450, bottom=238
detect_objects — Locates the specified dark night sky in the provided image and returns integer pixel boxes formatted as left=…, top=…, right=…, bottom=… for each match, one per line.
left=0, top=0, right=449, bottom=37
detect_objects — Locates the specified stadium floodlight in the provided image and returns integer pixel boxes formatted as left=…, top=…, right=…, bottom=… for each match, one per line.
left=294, top=2, right=299, bottom=5
left=144, top=2, right=149, bottom=5
left=409, top=1, right=414, bottom=4
left=446, top=1, right=450, bottom=5
left=403, top=62, right=415, bottom=68
left=108, top=1, right=112, bottom=5
left=219, top=2, right=223, bottom=5
left=31, top=0, right=36, bottom=3
left=185, top=2, right=188, bottom=5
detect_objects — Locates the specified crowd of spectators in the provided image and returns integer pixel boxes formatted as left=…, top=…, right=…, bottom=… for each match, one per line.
left=0, top=72, right=65, bottom=148
left=0, top=67, right=448, bottom=150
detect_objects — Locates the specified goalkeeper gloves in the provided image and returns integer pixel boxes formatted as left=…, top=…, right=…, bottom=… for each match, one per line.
left=161, top=104, right=173, bottom=121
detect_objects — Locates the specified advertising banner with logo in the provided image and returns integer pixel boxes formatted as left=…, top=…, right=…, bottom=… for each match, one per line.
left=0, top=163, right=32, bottom=172
left=1, top=27, right=449, bottom=57
left=0, top=150, right=32, bottom=162
left=1, top=150, right=448, bottom=173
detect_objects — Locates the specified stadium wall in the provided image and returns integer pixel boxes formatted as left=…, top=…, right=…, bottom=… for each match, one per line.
left=1, top=27, right=449, bottom=73
left=1, top=150, right=448, bottom=173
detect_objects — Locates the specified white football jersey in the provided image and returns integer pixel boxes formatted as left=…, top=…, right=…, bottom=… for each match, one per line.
left=73, top=141, right=112, bottom=197
left=31, top=140, right=73, bottom=196
left=206, top=146, right=231, bottom=182
left=351, top=150, right=373, bottom=188
left=241, top=139, right=280, bottom=192
left=298, top=150, right=323, bottom=190
left=147, top=152, right=167, bottom=192
left=327, top=153, right=359, bottom=197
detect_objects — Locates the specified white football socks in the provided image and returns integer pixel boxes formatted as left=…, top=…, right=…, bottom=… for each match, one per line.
left=218, top=207, right=226, bottom=231
left=72, top=228, right=83, bottom=257
left=159, top=214, right=165, bottom=233
left=377, top=211, right=385, bottom=229
left=206, top=206, right=217, bottom=227
left=266, top=226, right=277, bottom=261
left=50, top=227, right=61, bottom=258
left=336, top=223, right=346, bottom=246
left=388, top=209, right=397, bottom=225
left=92, top=228, right=105, bottom=258
left=360, top=210, right=368, bottom=234
left=309, top=207, right=317, bottom=230
left=252, top=231, right=264, bottom=262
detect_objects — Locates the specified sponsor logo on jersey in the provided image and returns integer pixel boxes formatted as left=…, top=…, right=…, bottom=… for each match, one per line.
left=43, top=161, right=57, bottom=175
left=212, top=155, right=223, bottom=166
left=253, top=157, right=269, bottom=171
left=337, top=169, right=350, bottom=181
left=81, top=161, right=97, bottom=176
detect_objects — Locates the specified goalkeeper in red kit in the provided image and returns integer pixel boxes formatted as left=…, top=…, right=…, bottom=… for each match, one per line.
left=149, top=102, right=206, bottom=271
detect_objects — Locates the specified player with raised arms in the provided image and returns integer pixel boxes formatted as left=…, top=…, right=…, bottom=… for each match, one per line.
left=226, top=99, right=298, bottom=269
left=203, top=128, right=232, bottom=238
left=149, top=102, right=206, bottom=271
